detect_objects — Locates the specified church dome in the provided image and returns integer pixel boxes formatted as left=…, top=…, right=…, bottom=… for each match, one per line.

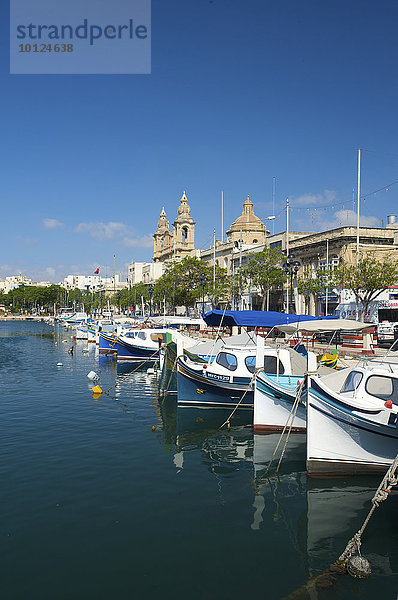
left=226, top=196, right=267, bottom=244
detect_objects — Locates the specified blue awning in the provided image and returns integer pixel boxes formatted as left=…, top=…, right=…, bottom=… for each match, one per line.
left=203, top=310, right=334, bottom=328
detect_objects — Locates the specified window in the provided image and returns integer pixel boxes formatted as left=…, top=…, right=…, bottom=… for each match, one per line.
left=216, top=352, right=238, bottom=371
left=341, top=371, right=363, bottom=393
left=244, top=355, right=285, bottom=374
left=365, top=375, right=398, bottom=404
left=138, top=332, right=146, bottom=340
left=263, top=356, right=285, bottom=375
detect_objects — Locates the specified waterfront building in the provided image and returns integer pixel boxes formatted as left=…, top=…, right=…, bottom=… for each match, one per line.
left=128, top=261, right=165, bottom=286
left=61, top=274, right=127, bottom=296
left=0, top=275, right=53, bottom=294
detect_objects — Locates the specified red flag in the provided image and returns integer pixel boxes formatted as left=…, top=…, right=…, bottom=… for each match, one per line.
left=94, top=267, right=100, bottom=274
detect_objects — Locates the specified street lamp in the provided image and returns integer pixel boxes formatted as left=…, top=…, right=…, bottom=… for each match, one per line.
left=199, top=273, right=208, bottom=317
left=282, top=254, right=301, bottom=314
left=148, top=284, right=154, bottom=316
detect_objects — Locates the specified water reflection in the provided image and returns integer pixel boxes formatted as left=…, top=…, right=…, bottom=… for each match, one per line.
left=158, top=399, right=398, bottom=596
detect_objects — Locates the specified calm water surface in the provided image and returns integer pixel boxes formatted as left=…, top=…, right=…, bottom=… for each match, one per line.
left=1, top=321, right=397, bottom=599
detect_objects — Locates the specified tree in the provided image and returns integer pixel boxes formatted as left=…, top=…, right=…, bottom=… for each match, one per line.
left=153, top=256, right=229, bottom=314
left=333, top=254, right=398, bottom=321
left=297, top=269, right=334, bottom=315
left=240, top=247, right=286, bottom=310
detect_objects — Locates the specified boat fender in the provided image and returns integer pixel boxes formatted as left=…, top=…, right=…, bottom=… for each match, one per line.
left=385, top=400, right=393, bottom=409
left=87, top=371, right=100, bottom=381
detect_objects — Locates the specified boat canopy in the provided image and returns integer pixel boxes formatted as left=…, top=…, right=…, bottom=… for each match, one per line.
left=278, top=318, right=373, bottom=334
left=147, top=316, right=206, bottom=327
left=203, top=310, right=334, bottom=328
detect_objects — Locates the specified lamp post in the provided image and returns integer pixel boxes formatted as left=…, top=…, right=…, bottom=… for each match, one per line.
left=148, top=284, right=154, bottom=317
left=282, top=254, right=301, bottom=314
left=199, top=273, right=208, bottom=317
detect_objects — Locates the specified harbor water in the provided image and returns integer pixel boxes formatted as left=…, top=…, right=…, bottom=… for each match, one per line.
left=1, top=321, right=397, bottom=599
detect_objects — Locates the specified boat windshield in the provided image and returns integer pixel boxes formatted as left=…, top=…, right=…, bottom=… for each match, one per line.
left=341, top=371, right=363, bottom=393
left=245, top=355, right=285, bottom=374
left=216, top=352, right=238, bottom=371
left=365, top=375, right=398, bottom=404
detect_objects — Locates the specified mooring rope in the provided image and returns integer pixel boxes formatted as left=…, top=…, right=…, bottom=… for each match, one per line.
left=263, top=377, right=306, bottom=476
left=275, top=380, right=306, bottom=473
left=338, top=453, right=398, bottom=562
left=282, top=453, right=398, bottom=599
left=218, top=372, right=256, bottom=430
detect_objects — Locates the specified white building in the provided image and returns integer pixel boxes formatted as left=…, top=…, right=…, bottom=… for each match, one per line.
left=61, top=274, right=120, bottom=291
left=128, top=261, right=165, bottom=285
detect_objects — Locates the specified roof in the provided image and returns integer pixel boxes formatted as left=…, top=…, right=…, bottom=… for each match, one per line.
left=203, top=309, right=334, bottom=328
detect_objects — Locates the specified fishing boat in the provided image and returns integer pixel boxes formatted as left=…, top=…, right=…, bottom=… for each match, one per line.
left=306, top=360, right=398, bottom=475
left=108, top=328, right=169, bottom=361
left=177, top=343, right=304, bottom=408
left=253, top=319, right=373, bottom=433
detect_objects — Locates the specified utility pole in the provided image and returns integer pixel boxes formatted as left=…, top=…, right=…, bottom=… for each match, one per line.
left=221, top=191, right=224, bottom=243
left=356, top=148, right=361, bottom=264
left=286, top=198, right=289, bottom=314
left=239, top=224, right=243, bottom=310
left=113, top=254, right=116, bottom=295
left=325, top=238, right=329, bottom=317
left=272, top=177, right=276, bottom=235
left=213, top=229, right=216, bottom=286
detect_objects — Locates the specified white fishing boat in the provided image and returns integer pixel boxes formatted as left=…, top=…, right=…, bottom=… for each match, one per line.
left=253, top=319, right=373, bottom=434
left=307, top=360, right=398, bottom=475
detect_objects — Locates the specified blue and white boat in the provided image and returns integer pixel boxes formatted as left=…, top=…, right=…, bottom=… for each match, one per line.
left=177, top=344, right=301, bottom=408
left=99, top=328, right=169, bottom=361
left=307, top=360, right=398, bottom=475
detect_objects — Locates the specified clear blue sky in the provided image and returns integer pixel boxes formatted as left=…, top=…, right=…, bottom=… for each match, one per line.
left=2, top=0, right=398, bottom=282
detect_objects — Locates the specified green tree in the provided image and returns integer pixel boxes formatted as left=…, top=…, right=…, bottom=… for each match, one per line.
left=333, top=254, right=398, bottom=321
left=240, top=247, right=286, bottom=310
left=153, top=256, right=229, bottom=314
left=297, top=273, right=325, bottom=315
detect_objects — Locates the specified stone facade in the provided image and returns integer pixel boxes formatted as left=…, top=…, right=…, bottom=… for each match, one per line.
left=153, top=192, right=195, bottom=262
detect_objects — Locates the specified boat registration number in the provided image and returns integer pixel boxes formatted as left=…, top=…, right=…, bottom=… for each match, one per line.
left=206, top=372, right=230, bottom=382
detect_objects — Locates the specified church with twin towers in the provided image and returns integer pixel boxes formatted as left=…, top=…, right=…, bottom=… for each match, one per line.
left=153, top=191, right=268, bottom=263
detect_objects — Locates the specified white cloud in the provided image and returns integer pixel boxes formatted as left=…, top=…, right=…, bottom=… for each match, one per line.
left=43, top=218, right=63, bottom=229
left=292, top=189, right=337, bottom=207
left=315, top=209, right=380, bottom=231
left=123, top=235, right=153, bottom=248
left=45, top=267, right=56, bottom=277
left=74, top=221, right=128, bottom=240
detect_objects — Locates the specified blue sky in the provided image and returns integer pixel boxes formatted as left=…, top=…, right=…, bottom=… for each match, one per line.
left=2, top=0, right=398, bottom=282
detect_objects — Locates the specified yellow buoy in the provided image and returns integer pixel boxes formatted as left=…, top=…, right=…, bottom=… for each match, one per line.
left=151, top=426, right=156, bottom=432
left=92, top=385, right=102, bottom=395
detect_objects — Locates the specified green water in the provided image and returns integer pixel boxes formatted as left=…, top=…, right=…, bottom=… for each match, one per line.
left=0, top=321, right=397, bottom=599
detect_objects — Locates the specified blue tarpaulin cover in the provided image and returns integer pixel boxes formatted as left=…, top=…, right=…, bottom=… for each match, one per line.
left=203, top=310, right=332, bottom=328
